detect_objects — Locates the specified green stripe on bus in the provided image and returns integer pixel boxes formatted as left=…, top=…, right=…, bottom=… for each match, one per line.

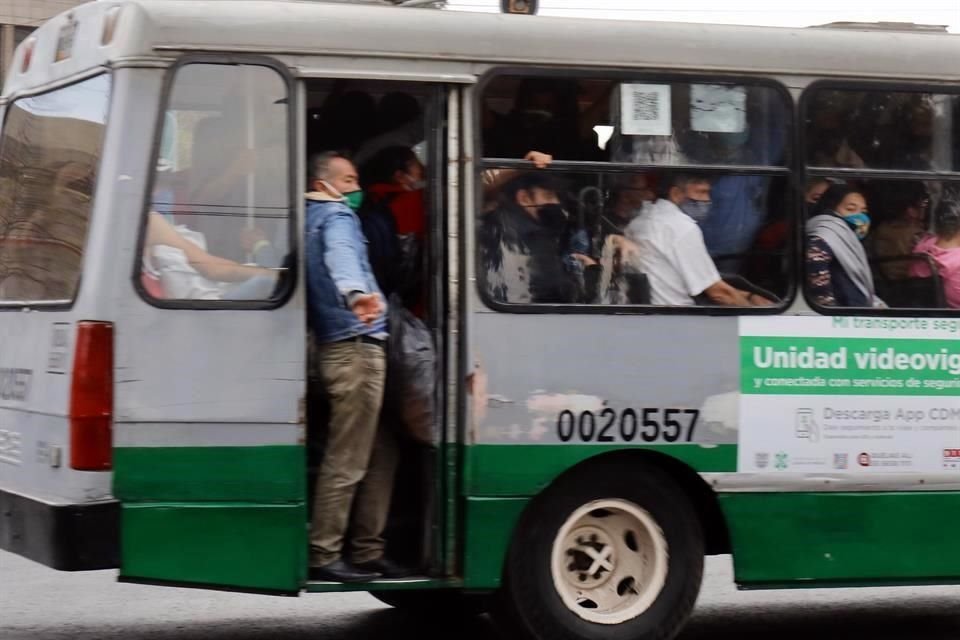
left=121, top=502, right=306, bottom=592
left=466, top=444, right=736, bottom=496
left=462, top=496, right=529, bottom=589
left=720, top=491, right=960, bottom=585
left=113, top=446, right=304, bottom=503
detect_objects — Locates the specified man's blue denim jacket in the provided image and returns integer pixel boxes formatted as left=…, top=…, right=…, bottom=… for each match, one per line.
left=305, top=193, right=387, bottom=344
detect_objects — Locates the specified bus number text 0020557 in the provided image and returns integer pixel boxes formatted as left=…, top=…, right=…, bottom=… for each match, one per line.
left=556, top=408, right=700, bottom=443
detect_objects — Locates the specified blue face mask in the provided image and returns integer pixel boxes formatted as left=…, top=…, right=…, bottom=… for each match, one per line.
left=680, top=198, right=712, bottom=223
left=843, top=211, right=871, bottom=240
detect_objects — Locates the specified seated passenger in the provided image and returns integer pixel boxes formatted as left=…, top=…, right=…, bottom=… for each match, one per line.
left=911, top=198, right=960, bottom=308
left=623, top=173, right=773, bottom=307
left=479, top=172, right=598, bottom=304
left=143, top=212, right=278, bottom=300
left=865, top=181, right=930, bottom=280
left=805, top=184, right=885, bottom=308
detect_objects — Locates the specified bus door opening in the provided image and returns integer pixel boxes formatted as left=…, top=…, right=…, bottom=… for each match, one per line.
left=303, top=79, right=448, bottom=581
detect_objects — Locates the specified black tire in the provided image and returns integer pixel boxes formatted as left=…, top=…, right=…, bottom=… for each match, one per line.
left=369, top=589, right=490, bottom=618
left=491, top=462, right=704, bottom=640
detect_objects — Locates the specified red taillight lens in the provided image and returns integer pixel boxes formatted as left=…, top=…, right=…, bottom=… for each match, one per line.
left=20, top=37, right=36, bottom=74
left=69, top=321, right=113, bottom=471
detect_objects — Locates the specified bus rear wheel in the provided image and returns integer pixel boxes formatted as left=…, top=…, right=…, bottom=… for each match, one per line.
left=493, top=463, right=704, bottom=640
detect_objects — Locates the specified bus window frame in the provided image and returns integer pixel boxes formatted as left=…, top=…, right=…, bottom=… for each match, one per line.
left=133, top=53, right=298, bottom=311
left=0, top=69, right=113, bottom=312
left=473, top=65, right=798, bottom=316
left=799, top=78, right=960, bottom=318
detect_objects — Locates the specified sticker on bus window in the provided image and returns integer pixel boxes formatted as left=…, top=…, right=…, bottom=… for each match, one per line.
left=690, top=84, right=746, bottom=133
left=620, top=83, right=671, bottom=136
left=54, top=16, right=77, bottom=63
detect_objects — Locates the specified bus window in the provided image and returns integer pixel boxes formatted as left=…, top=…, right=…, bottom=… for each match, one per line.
left=802, top=86, right=960, bottom=311
left=142, top=63, right=291, bottom=303
left=805, top=89, right=959, bottom=172
left=0, top=74, right=110, bottom=303
left=479, top=75, right=792, bottom=309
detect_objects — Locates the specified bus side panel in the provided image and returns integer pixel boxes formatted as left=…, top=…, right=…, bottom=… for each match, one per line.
left=122, top=502, right=305, bottom=594
left=465, top=443, right=736, bottom=496
left=98, top=66, right=307, bottom=594
left=720, top=491, right=960, bottom=586
left=459, top=444, right=736, bottom=589
left=462, top=496, right=527, bottom=589
left=113, top=441, right=306, bottom=589
left=466, top=313, right=740, bottom=451
left=462, top=312, right=740, bottom=588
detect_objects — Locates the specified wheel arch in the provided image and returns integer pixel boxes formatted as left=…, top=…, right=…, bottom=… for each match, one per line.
left=511, top=449, right=731, bottom=561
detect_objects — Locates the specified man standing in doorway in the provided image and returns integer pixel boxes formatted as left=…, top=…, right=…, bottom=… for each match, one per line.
left=305, top=151, right=410, bottom=582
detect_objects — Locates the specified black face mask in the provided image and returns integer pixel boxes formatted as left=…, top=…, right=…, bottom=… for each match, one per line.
left=537, top=204, right=569, bottom=230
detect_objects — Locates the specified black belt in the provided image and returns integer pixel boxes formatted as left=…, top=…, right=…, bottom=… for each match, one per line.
left=355, top=334, right=384, bottom=346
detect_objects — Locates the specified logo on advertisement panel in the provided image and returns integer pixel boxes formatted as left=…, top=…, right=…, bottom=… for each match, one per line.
left=857, top=452, right=872, bottom=467
left=833, top=453, right=849, bottom=470
left=943, top=449, right=960, bottom=470
left=754, top=452, right=770, bottom=469
left=774, top=451, right=789, bottom=470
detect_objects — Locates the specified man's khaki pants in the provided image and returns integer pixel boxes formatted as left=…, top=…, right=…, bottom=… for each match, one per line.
left=309, top=337, right=398, bottom=567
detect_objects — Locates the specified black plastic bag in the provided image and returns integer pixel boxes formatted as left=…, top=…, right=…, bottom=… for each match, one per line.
left=394, top=232, right=425, bottom=310
left=384, top=293, right=437, bottom=446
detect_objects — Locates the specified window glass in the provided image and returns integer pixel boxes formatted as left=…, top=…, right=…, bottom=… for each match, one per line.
left=479, top=74, right=792, bottom=310
left=805, top=89, right=959, bottom=172
left=481, top=76, right=788, bottom=167
left=477, top=169, right=789, bottom=307
left=0, top=74, right=110, bottom=303
left=803, top=177, right=960, bottom=310
left=144, top=64, right=290, bottom=302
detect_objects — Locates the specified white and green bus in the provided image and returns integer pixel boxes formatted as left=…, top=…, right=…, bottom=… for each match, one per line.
left=0, top=2, right=958, bottom=639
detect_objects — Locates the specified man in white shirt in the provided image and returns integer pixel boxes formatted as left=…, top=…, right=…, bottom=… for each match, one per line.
left=624, top=173, right=773, bottom=307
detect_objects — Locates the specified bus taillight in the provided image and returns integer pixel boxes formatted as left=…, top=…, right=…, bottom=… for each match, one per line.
left=69, top=321, right=113, bottom=471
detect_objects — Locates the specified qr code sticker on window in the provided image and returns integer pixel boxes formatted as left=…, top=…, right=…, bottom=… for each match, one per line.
left=620, top=83, right=671, bottom=136
left=631, top=90, right=660, bottom=122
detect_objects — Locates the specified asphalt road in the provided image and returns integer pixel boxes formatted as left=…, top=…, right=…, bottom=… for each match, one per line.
left=2, top=551, right=958, bottom=640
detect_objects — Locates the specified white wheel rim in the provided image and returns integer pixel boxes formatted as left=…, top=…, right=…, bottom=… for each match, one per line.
left=550, top=498, right=668, bottom=625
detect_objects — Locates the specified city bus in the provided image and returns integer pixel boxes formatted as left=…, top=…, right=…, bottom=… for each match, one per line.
left=0, top=2, right=957, bottom=639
